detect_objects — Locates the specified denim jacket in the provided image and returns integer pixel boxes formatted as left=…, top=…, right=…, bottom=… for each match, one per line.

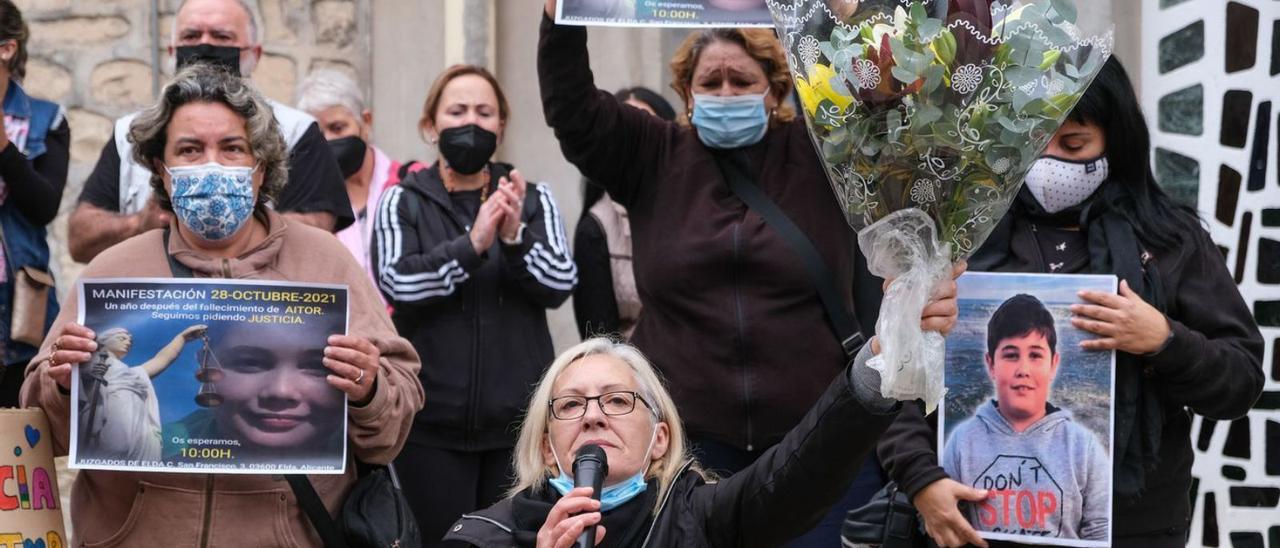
left=1, top=79, right=65, bottom=364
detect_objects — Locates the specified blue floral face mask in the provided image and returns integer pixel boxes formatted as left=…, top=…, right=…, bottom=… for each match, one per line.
left=690, top=91, right=770, bottom=149
left=547, top=423, right=658, bottom=512
left=165, top=162, right=258, bottom=241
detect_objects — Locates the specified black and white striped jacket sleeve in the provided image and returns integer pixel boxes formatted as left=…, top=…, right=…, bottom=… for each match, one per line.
left=500, top=182, right=577, bottom=307
left=372, top=185, right=481, bottom=305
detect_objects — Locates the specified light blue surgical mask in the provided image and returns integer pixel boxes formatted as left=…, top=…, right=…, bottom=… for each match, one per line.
left=165, top=162, right=257, bottom=241
left=548, top=424, right=658, bottom=512
left=690, top=91, right=770, bottom=149
left=548, top=469, right=649, bottom=513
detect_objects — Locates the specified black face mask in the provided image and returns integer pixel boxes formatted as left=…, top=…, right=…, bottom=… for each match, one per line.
left=328, top=136, right=367, bottom=179
left=438, top=124, right=497, bottom=175
left=175, top=44, right=243, bottom=76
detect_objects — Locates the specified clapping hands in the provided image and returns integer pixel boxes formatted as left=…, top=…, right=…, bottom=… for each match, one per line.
left=469, top=170, right=528, bottom=253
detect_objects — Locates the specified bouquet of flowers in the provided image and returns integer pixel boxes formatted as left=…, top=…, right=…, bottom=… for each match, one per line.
left=767, top=0, right=1112, bottom=410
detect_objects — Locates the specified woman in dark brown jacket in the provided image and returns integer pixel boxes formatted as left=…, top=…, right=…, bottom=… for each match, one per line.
left=539, top=1, right=886, bottom=543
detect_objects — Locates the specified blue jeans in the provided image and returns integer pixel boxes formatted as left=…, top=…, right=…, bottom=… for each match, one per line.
left=691, top=436, right=885, bottom=547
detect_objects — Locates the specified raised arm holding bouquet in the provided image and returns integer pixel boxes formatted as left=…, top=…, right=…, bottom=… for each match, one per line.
left=767, top=0, right=1112, bottom=409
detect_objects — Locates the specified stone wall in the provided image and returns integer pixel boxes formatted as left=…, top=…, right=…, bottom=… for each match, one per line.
left=17, top=0, right=370, bottom=299
left=1142, top=0, right=1280, bottom=543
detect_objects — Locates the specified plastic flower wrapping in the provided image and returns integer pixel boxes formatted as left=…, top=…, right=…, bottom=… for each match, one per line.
left=767, top=0, right=1113, bottom=410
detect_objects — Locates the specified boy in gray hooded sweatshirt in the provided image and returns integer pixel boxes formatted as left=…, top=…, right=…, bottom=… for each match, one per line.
left=942, top=294, right=1110, bottom=543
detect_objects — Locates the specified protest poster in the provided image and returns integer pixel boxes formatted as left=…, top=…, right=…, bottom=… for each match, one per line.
left=70, top=279, right=349, bottom=475
left=0, top=409, right=65, bottom=548
left=556, top=0, right=772, bottom=28
left=939, top=272, right=1116, bottom=547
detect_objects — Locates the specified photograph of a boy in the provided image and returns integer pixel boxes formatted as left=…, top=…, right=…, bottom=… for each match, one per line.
left=562, top=0, right=636, bottom=19
left=942, top=294, right=1110, bottom=542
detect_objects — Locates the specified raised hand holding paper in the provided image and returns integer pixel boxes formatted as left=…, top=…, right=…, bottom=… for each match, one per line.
left=556, top=0, right=774, bottom=27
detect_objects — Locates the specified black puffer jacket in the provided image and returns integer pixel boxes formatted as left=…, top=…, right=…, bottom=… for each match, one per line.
left=443, top=357, right=900, bottom=547
left=371, top=162, right=577, bottom=450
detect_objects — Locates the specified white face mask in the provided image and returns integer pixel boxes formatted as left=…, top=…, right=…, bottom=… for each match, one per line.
left=1023, top=156, right=1110, bottom=213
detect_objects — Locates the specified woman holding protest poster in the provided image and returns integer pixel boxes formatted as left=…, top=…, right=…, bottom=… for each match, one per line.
left=538, top=1, right=891, bottom=542
left=877, top=57, right=1265, bottom=548
left=21, top=64, right=424, bottom=547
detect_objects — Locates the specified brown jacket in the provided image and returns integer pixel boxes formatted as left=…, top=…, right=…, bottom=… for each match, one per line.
left=540, top=15, right=874, bottom=451
left=21, top=210, right=424, bottom=547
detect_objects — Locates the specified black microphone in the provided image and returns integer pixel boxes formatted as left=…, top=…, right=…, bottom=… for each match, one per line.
left=573, top=444, right=608, bottom=548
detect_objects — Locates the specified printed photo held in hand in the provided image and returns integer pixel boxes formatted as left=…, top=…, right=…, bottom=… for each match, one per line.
left=939, top=272, right=1114, bottom=547
left=557, top=0, right=774, bottom=27
left=766, top=0, right=1113, bottom=410
left=70, top=278, right=350, bottom=474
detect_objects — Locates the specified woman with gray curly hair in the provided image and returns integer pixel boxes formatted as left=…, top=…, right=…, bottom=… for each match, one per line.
left=129, top=62, right=289, bottom=242
left=21, top=64, right=424, bottom=546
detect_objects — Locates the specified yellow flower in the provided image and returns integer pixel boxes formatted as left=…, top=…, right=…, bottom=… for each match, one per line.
left=795, top=63, right=854, bottom=119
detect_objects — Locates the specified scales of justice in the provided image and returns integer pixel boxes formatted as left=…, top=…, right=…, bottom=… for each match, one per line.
left=194, top=334, right=225, bottom=407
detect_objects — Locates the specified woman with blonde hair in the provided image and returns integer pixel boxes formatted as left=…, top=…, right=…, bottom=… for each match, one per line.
left=538, top=0, right=891, bottom=542
left=443, top=311, right=957, bottom=546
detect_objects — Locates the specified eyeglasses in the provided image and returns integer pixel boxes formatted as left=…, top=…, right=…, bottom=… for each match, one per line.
left=548, top=391, right=651, bottom=420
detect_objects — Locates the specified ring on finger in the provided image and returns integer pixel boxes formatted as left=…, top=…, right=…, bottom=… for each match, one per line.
left=354, top=369, right=366, bottom=385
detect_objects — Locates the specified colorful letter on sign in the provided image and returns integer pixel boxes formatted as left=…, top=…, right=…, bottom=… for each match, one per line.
left=0, top=410, right=65, bottom=548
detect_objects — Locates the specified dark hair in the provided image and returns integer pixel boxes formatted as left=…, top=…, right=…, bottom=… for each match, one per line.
left=986, top=294, right=1057, bottom=357
left=1070, top=56, right=1202, bottom=252
left=0, top=0, right=29, bottom=80
left=581, top=179, right=607, bottom=217
left=615, top=86, right=676, bottom=122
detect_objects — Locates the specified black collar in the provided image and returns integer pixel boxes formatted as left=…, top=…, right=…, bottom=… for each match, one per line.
left=401, top=161, right=513, bottom=227
left=509, top=480, right=658, bottom=548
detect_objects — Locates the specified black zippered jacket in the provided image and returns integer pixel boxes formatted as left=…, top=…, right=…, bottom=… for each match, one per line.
left=444, top=359, right=900, bottom=547
left=371, top=162, right=577, bottom=450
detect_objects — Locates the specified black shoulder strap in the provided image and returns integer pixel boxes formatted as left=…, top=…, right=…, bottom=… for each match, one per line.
left=285, top=475, right=349, bottom=548
left=163, top=229, right=346, bottom=547
left=396, top=160, right=421, bottom=181
left=711, top=150, right=864, bottom=357
left=162, top=228, right=195, bottom=279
